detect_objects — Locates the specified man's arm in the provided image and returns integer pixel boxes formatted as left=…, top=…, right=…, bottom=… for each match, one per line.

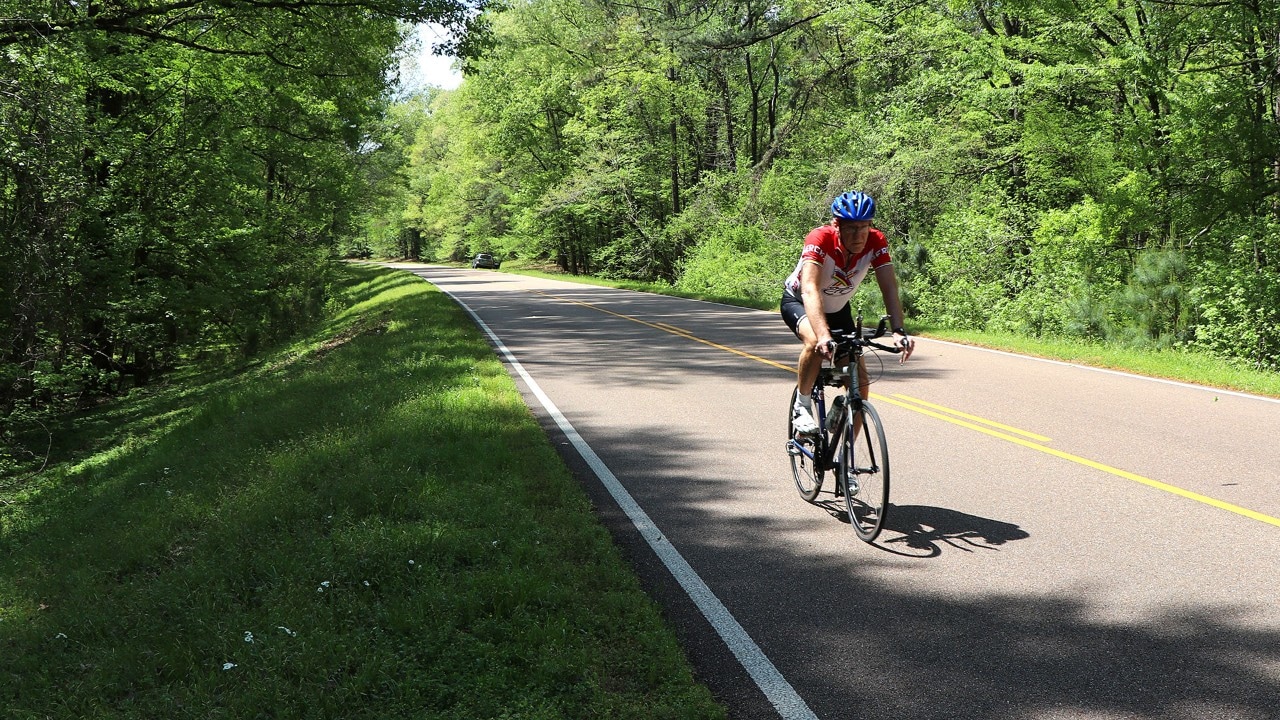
left=800, top=262, right=833, bottom=358
left=874, top=264, right=914, bottom=363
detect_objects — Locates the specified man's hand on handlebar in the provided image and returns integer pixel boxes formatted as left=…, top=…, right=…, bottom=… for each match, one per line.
left=892, top=330, right=914, bottom=364
left=817, top=337, right=836, bottom=360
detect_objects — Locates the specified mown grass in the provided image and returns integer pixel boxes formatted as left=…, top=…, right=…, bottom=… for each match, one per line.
left=481, top=260, right=1280, bottom=399
left=495, top=261, right=778, bottom=311
left=0, top=264, right=724, bottom=719
left=908, top=325, right=1280, bottom=398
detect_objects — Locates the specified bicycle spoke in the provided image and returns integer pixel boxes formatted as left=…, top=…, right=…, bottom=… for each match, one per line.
left=842, top=402, right=890, bottom=542
left=788, top=387, right=823, bottom=501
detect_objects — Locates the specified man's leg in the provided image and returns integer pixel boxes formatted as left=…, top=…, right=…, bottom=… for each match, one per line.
left=795, top=316, right=823, bottom=398
left=788, top=316, right=826, bottom=435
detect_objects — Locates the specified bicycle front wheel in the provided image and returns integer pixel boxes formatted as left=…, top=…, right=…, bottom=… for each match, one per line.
left=787, top=387, right=822, bottom=502
left=839, top=401, right=890, bottom=542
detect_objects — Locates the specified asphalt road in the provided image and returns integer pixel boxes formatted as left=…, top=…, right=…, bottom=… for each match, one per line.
left=387, top=263, right=1280, bottom=720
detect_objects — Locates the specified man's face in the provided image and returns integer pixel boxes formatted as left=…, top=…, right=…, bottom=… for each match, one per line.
left=837, top=219, right=872, bottom=250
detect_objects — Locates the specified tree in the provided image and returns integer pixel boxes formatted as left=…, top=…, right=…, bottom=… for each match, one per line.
left=0, top=0, right=489, bottom=464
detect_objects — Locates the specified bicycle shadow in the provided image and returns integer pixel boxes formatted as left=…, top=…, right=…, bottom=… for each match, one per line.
left=814, top=498, right=1029, bottom=558
left=877, top=504, right=1030, bottom=558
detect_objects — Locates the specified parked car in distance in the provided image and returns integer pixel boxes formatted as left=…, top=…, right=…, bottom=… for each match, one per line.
left=471, top=253, right=501, bottom=269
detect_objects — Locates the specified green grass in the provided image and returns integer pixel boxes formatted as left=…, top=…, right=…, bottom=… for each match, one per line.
left=490, top=260, right=778, bottom=311
left=0, top=264, right=724, bottom=719
left=461, top=259, right=1280, bottom=400
left=911, top=325, right=1280, bottom=399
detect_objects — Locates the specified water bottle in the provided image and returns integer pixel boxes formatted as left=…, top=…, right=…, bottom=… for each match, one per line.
left=829, top=395, right=846, bottom=426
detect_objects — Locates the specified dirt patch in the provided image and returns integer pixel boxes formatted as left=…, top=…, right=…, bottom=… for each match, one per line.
left=266, top=310, right=391, bottom=374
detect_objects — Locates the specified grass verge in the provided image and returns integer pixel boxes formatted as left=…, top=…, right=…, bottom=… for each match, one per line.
left=0, top=263, right=724, bottom=719
left=908, top=325, right=1280, bottom=399
left=493, top=261, right=777, bottom=311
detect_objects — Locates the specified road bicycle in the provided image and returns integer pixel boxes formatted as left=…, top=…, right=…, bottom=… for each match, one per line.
left=786, top=314, right=903, bottom=542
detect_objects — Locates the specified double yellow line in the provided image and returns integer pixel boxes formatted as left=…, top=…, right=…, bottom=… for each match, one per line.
left=530, top=290, right=1280, bottom=529
left=532, top=290, right=793, bottom=372
left=877, top=394, right=1280, bottom=528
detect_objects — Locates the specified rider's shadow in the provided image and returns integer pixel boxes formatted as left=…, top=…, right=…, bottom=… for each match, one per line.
left=877, top=504, right=1030, bottom=557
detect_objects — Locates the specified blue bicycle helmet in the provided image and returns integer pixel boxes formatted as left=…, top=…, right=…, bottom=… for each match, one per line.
left=830, top=191, right=876, bottom=221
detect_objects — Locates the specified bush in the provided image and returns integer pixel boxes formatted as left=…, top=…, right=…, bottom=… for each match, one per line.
left=1194, top=268, right=1280, bottom=371
left=675, top=224, right=792, bottom=301
left=1112, top=249, right=1196, bottom=348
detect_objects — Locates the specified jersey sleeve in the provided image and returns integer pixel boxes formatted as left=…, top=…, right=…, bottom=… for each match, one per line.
left=799, top=226, right=835, bottom=265
left=867, top=229, right=892, bottom=269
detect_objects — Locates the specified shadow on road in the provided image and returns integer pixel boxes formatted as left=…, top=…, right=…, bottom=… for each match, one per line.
left=878, top=504, right=1031, bottom=558
left=407, top=265, right=1280, bottom=720
left=553, top=418, right=1280, bottom=720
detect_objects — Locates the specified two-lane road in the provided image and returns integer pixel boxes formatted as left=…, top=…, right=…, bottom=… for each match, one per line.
left=389, top=262, right=1280, bottom=720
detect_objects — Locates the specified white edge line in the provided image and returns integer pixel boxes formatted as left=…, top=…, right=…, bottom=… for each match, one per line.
left=438, top=285, right=819, bottom=720
left=922, top=336, right=1280, bottom=405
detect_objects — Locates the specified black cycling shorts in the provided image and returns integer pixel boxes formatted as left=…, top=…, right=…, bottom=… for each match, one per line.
left=780, top=291, right=856, bottom=340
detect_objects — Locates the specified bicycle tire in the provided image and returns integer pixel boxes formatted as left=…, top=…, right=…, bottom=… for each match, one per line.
left=839, top=400, right=890, bottom=542
left=787, top=387, right=823, bottom=501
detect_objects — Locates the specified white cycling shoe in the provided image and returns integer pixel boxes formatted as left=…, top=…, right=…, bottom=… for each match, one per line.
left=791, top=408, right=819, bottom=436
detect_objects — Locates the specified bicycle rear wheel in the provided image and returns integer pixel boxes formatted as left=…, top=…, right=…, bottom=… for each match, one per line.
left=787, top=387, right=823, bottom=501
left=839, top=401, right=890, bottom=542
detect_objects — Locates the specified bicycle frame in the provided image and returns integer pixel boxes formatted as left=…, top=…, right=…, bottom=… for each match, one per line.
left=786, top=311, right=901, bottom=541
left=787, top=312, right=896, bottom=472
left=787, top=354, right=862, bottom=473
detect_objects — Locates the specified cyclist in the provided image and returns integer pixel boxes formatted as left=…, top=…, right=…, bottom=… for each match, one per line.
left=782, top=191, right=914, bottom=435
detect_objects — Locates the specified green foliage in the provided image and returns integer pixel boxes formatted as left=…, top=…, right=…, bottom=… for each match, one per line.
left=675, top=223, right=784, bottom=301
left=363, top=0, right=1280, bottom=375
left=1194, top=222, right=1280, bottom=371
left=0, top=0, right=492, bottom=444
left=1114, top=249, right=1196, bottom=348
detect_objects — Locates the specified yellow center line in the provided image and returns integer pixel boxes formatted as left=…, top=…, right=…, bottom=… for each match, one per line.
left=533, top=291, right=794, bottom=372
left=873, top=396, right=1280, bottom=528
left=528, top=289, right=1280, bottom=529
left=889, top=393, right=1052, bottom=442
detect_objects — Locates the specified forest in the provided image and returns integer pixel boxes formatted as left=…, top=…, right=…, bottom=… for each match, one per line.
left=369, top=0, right=1280, bottom=367
left=0, top=0, right=481, bottom=468
left=4, top=0, right=1279, bottom=468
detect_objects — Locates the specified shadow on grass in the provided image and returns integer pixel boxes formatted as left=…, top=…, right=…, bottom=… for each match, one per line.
left=2, top=264, right=427, bottom=488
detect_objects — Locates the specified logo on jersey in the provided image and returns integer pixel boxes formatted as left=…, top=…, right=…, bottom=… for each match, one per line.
left=823, top=271, right=856, bottom=297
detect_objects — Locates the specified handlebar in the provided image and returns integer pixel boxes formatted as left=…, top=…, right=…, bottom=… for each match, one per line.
left=823, top=314, right=907, bottom=357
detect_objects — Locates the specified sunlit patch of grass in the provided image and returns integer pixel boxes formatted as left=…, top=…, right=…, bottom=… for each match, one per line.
left=921, top=327, right=1280, bottom=399
left=0, top=263, right=723, bottom=719
left=486, top=262, right=780, bottom=311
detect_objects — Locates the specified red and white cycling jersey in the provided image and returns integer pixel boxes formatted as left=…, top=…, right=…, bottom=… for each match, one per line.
left=783, top=224, right=892, bottom=314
